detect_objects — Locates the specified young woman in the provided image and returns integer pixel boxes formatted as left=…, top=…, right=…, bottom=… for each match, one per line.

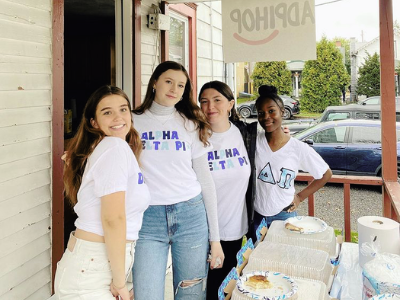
left=199, top=81, right=251, bottom=300
left=132, top=61, right=224, bottom=300
left=55, top=86, right=150, bottom=300
left=252, top=85, right=332, bottom=233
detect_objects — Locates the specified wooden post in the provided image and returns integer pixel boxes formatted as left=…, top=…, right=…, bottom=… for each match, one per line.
left=344, top=183, right=351, bottom=242
left=52, top=0, right=64, bottom=292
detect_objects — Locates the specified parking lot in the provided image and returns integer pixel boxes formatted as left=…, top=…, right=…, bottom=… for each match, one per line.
left=295, top=182, right=382, bottom=232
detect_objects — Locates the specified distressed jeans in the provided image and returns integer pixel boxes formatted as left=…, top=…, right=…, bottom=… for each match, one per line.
left=132, top=194, right=209, bottom=300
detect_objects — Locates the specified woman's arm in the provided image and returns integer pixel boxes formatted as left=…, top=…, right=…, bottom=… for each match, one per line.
left=288, top=168, right=333, bottom=212
left=101, top=191, right=130, bottom=300
left=192, top=154, right=225, bottom=269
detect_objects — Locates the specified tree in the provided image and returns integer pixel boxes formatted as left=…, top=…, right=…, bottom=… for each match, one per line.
left=357, top=52, right=380, bottom=98
left=251, top=61, right=292, bottom=96
left=301, top=37, right=350, bottom=113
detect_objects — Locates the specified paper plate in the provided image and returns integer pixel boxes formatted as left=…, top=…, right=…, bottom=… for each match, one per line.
left=284, top=216, right=328, bottom=234
left=370, top=294, right=400, bottom=300
left=237, top=271, right=298, bottom=300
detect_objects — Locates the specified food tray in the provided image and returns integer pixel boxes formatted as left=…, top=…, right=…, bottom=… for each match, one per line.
left=231, top=276, right=329, bottom=300
left=265, top=220, right=337, bottom=256
left=243, top=241, right=332, bottom=285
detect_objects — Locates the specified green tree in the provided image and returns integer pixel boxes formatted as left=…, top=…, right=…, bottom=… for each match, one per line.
left=251, top=61, right=292, bottom=95
left=301, top=37, right=350, bottom=113
left=357, top=52, right=380, bottom=98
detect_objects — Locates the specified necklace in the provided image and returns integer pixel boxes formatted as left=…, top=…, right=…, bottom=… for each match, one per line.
left=267, top=133, right=287, bottom=152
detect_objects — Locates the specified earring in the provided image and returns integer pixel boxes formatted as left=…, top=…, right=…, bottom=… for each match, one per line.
left=228, top=110, right=232, bottom=117
left=152, top=88, right=155, bottom=93
left=180, top=97, right=183, bottom=101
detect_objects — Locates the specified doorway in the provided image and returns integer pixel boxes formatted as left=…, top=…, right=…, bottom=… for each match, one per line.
left=63, top=0, right=116, bottom=247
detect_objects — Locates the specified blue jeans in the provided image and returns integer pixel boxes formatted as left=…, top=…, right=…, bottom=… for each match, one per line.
left=132, top=194, right=209, bottom=300
left=251, top=210, right=298, bottom=242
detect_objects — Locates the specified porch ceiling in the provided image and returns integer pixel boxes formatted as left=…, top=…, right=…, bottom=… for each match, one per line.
left=65, top=0, right=114, bottom=17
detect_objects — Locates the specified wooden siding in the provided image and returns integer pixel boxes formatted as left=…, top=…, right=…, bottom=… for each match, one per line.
left=196, top=2, right=225, bottom=91
left=0, top=0, right=52, bottom=299
left=141, top=0, right=161, bottom=100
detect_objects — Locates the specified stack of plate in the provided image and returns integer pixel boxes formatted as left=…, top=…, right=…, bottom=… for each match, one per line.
left=264, top=218, right=337, bottom=257
left=244, top=241, right=332, bottom=285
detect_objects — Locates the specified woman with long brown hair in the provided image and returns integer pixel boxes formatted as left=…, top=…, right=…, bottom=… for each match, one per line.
left=132, top=61, right=224, bottom=300
left=55, top=85, right=150, bottom=300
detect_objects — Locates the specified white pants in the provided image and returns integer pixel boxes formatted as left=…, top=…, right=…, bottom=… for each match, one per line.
left=54, top=232, right=135, bottom=300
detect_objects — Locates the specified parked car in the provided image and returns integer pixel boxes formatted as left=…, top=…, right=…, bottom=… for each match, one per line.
left=237, top=95, right=300, bottom=120
left=293, top=119, right=400, bottom=177
left=358, top=96, right=400, bottom=105
left=285, top=104, right=400, bottom=135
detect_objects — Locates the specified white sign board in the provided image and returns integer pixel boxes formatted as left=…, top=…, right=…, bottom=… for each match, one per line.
left=222, top=0, right=316, bottom=63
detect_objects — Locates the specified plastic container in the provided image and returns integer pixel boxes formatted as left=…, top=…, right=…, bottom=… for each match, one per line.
left=265, top=220, right=337, bottom=256
left=243, top=241, right=332, bottom=285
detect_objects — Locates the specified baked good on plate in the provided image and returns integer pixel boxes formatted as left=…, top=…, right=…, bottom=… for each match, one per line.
left=244, top=275, right=272, bottom=290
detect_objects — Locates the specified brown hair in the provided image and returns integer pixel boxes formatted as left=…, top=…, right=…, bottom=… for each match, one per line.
left=64, top=85, right=142, bottom=206
left=134, top=61, right=211, bottom=145
left=199, top=80, right=240, bottom=122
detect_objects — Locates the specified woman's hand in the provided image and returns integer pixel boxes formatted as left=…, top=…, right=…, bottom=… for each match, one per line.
left=110, top=282, right=130, bottom=300
left=208, top=241, right=225, bottom=269
left=287, top=194, right=301, bottom=213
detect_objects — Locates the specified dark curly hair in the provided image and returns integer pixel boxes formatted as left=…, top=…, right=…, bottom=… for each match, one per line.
left=255, top=85, right=285, bottom=114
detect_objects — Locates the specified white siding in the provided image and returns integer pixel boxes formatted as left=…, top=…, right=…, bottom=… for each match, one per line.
left=141, top=0, right=162, bottom=100
left=0, top=0, right=52, bottom=299
left=196, top=2, right=226, bottom=93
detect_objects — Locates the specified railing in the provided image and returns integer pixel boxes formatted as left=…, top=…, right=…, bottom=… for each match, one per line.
left=294, top=174, right=400, bottom=242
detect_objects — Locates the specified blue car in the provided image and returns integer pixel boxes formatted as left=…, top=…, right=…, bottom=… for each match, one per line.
left=293, top=119, right=400, bottom=177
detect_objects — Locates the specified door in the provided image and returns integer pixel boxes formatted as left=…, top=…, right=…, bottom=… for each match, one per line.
left=346, top=126, right=383, bottom=176
left=305, top=126, right=348, bottom=174
left=168, top=10, right=190, bottom=71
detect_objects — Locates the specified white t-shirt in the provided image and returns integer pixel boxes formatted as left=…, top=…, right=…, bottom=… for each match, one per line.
left=254, top=133, right=329, bottom=216
left=208, top=124, right=250, bottom=241
left=133, top=111, right=212, bottom=205
left=74, top=137, right=151, bottom=240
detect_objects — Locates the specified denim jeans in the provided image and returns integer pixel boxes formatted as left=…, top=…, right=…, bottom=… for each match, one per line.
left=132, top=194, right=209, bottom=300
left=251, top=210, right=298, bottom=242
left=54, top=233, right=135, bottom=300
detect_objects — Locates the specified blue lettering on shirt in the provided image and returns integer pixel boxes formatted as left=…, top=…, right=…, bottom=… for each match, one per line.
left=138, top=172, right=144, bottom=184
left=258, top=163, right=296, bottom=190
left=277, top=168, right=296, bottom=189
left=258, top=162, right=276, bottom=184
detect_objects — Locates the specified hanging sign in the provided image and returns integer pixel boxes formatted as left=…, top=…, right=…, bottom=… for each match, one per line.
left=222, top=0, right=316, bottom=63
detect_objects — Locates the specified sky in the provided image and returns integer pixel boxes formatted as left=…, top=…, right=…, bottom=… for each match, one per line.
left=315, top=0, right=400, bottom=42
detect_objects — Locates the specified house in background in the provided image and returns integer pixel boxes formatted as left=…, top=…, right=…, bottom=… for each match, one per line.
left=0, top=0, right=234, bottom=299
left=352, top=32, right=400, bottom=97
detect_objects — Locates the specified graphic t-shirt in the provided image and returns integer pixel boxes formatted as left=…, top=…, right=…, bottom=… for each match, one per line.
left=254, top=133, right=329, bottom=216
left=74, top=137, right=151, bottom=240
left=208, top=124, right=251, bottom=240
left=133, top=111, right=212, bottom=205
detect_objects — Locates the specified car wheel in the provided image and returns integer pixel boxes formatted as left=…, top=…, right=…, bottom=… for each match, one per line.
left=239, top=107, right=252, bottom=118
left=283, top=107, right=292, bottom=120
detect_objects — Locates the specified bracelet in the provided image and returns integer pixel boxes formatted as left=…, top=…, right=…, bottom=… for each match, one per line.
left=112, top=281, right=126, bottom=290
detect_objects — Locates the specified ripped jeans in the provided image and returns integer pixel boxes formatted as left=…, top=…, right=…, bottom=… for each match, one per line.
left=132, top=194, right=209, bottom=300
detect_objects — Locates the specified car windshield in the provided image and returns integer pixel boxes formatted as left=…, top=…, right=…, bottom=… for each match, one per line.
left=292, top=123, right=326, bottom=138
